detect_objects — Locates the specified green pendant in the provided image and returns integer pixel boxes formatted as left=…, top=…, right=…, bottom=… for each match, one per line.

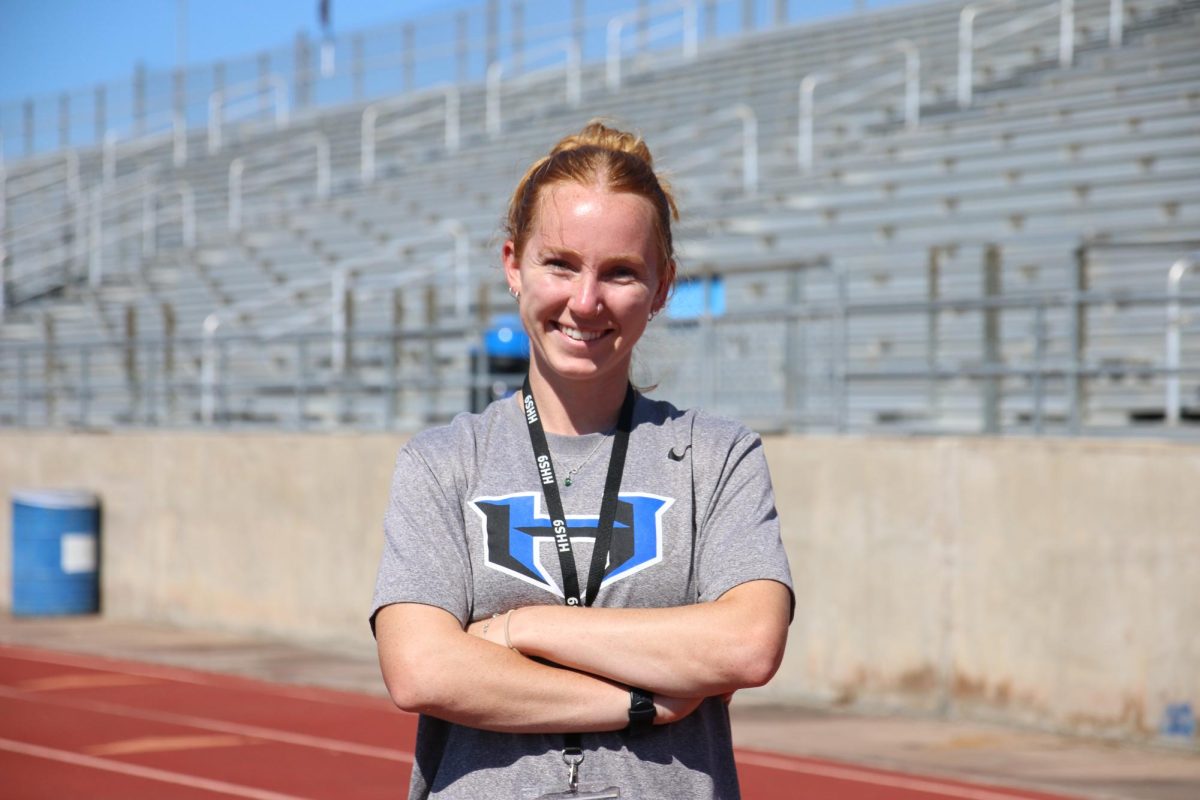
left=564, top=477, right=573, bottom=487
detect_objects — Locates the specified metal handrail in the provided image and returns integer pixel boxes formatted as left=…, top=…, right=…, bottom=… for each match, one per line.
left=332, top=220, right=470, bottom=371
left=607, top=0, right=698, bottom=91
left=655, top=104, right=759, bottom=196
left=1, top=149, right=81, bottom=204
left=228, top=133, right=330, bottom=232
left=1165, top=251, right=1200, bottom=425
left=86, top=169, right=164, bottom=288
left=798, top=39, right=920, bottom=174
left=103, top=110, right=187, bottom=184
left=208, top=75, right=289, bottom=155
left=487, top=39, right=581, bottom=138
left=200, top=269, right=335, bottom=424
left=361, top=85, right=460, bottom=185
left=958, top=0, right=1074, bottom=109
left=14, top=280, right=1200, bottom=433
left=2, top=165, right=158, bottom=308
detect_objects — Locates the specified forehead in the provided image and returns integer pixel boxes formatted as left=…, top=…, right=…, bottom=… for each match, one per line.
left=531, top=182, right=659, bottom=253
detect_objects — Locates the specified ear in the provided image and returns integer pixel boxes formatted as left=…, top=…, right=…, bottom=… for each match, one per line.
left=502, top=239, right=521, bottom=295
left=651, top=259, right=674, bottom=314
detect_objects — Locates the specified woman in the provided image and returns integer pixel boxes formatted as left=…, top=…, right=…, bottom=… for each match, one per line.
left=371, top=121, right=793, bottom=799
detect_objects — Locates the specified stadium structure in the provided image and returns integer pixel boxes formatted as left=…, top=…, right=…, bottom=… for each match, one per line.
left=2, top=0, right=1200, bottom=748
left=1, top=0, right=1197, bottom=436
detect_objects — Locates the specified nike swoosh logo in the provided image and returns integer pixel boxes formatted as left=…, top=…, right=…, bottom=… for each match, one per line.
left=667, top=445, right=691, bottom=462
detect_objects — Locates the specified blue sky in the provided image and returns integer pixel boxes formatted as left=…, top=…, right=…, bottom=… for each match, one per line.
left=0, top=0, right=469, bottom=106
left=0, top=1, right=902, bottom=108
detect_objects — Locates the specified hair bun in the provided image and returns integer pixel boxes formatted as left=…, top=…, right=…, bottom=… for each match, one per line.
left=550, top=120, right=655, bottom=169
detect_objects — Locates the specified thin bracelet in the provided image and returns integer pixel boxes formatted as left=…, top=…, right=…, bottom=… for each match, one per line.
left=504, top=609, right=521, bottom=654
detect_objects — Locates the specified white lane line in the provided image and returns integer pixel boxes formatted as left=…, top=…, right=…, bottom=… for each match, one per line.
left=0, top=646, right=392, bottom=711
left=0, top=736, right=314, bottom=800
left=734, top=750, right=1067, bottom=800
left=0, top=685, right=414, bottom=764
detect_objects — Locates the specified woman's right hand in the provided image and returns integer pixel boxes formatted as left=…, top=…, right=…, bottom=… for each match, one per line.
left=653, top=693, right=705, bottom=725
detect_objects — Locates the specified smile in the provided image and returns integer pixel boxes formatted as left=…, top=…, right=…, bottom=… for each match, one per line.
left=554, top=323, right=607, bottom=342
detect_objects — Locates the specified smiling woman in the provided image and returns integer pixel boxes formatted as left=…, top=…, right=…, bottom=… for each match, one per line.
left=370, top=121, right=794, bottom=800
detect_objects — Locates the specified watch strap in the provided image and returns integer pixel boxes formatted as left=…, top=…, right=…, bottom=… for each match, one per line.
left=627, top=686, right=655, bottom=736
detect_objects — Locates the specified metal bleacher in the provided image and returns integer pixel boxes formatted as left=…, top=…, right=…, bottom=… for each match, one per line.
left=1, top=0, right=1198, bottom=435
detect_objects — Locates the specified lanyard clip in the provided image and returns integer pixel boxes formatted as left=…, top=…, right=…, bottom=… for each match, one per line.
left=562, top=746, right=584, bottom=792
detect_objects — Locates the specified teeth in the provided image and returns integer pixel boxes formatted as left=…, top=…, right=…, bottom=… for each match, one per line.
left=560, top=325, right=603, bottom=342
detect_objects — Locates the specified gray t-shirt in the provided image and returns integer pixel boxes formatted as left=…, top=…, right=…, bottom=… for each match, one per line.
left=371, top=392, right=794, bottom=800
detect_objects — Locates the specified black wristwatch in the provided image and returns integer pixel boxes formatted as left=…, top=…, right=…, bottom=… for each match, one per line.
left=627, top=687, right=656, bottom=735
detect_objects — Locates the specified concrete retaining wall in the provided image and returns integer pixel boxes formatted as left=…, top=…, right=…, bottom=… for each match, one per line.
left=1, top=431, right=1197, bottom=745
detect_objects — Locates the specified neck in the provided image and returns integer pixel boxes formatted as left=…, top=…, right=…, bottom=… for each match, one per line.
left=525, top=365, right=629, bottom=436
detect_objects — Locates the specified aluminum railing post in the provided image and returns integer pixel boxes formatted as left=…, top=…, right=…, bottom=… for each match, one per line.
left=1033, top=302, right=1046, bottom=434
left=733, top=105, right=758, bottom=195
left=80, top=345, right=91, bottom=428
left=95, top=85, right=106, bottom=146
left=1059, top=0, right=1074, bottom=68
left=88, top=187, right=103, bottom=288
left=58, top=93, right=70, bottom=150
left=361, top=105, right=378, bottom=184
left=201, top=314, right=219, bottom=424
left=982, top=244, right=1002, bottom=434
left=798, top=75, right=820, bottom=173
left=208, top=89, right=223, bottom=154
left=607, top=17, right=626, bottom=91
left=900, top=40, right=920, bottom=129
left=332, top=266, right=348, bottom=374
left=486, top=60, right=505, bottom=137
left=22, top=100, right=34, bottom=156
left=133, top=62, right=147, bottom=136
left=1068, top=246, right=1086, bottom=433
left=442, top=219, right=470, bottom=319
left=178, top=184, right=195, bottom=247
left=228, top=158, right=244, bottom=232
left=835, top=267, right=849, bottom=433
left=297, top=335, right=309, bottom=430
left=567, top=41, right=582, bottom=107
left=142, top=185, right=157, bottom=259
left=958, top=6, right=978, bottom=108
left=445, top=86, right=461, bottom=152
left=1165, top=254, right=1199, bottom=426
left=457, top=11, right=471, bottom=83
left=684, top=1, right=699, bottom=59
left=173, top=111, right=187, bottom=167
left=1109, top=0, right=1124, bottom=46
left=315, top=135, right=331, bottom=199
left=273, top=76, right=290, bottom=128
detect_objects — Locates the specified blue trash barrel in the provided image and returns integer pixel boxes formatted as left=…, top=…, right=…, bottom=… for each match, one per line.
left=11, top=489, right=101, bottom=615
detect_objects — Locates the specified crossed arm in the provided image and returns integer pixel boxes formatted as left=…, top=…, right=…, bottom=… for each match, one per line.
left=374, top=578, right=791, bottom=735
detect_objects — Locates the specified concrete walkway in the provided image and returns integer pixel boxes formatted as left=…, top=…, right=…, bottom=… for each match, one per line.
left=2, top=613, right=1197, bottom=800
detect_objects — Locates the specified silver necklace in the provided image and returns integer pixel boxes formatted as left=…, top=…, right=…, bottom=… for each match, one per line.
left=561, top=435, right=609, bottom=487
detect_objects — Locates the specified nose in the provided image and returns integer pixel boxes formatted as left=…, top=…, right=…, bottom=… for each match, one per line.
left=567, top=273, right=602, bottom=316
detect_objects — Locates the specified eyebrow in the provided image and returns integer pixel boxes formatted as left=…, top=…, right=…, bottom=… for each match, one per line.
left=536, top=246, right=647, bottom=268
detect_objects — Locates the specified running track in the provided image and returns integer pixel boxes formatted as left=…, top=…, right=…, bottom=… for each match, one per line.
left=0, top=644, right=1078, bottom=799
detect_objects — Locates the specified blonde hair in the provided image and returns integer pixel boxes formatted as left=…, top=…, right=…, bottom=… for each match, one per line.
left=504, top=120, right=679, bottom=296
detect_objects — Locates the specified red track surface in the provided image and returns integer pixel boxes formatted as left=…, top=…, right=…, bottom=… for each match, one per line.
left=0, top=644, right=1076, bottom=799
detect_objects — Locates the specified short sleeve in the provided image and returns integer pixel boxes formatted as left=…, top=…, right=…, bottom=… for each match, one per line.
left=694, top=426, right=795, bottom=618
left=370, top=444, right=474, bottom=634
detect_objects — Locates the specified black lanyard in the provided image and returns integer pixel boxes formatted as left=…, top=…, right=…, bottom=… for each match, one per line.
left=521, top=375, right=635, bottom=609
left=521, top=376, right=637, bottom=773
